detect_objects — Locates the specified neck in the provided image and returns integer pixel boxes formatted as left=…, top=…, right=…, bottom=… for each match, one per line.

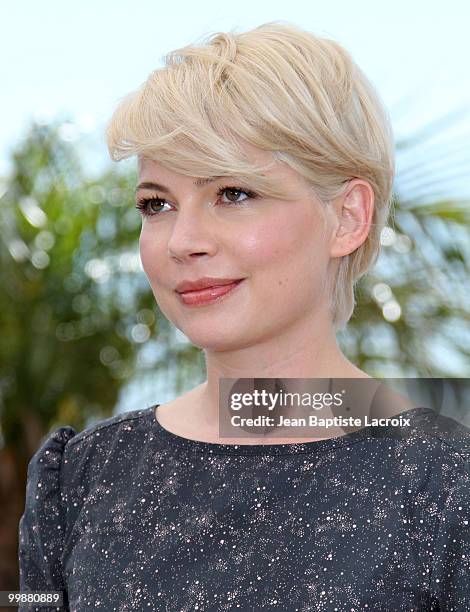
left=194, top=311, right=369, bottom=432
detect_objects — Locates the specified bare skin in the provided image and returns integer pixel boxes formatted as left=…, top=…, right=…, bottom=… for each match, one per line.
left=137, top=139, right=377, bottom=444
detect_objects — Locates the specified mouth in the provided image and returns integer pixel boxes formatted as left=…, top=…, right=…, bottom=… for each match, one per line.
left=177, top=279, right=245, bottom=306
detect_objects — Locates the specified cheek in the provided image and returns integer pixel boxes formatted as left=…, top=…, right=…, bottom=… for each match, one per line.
left=240, top=212, right=326, bottom=271
left=139, top=227, right=162, bottom=279
left=138, top=228, right=174, bottom=315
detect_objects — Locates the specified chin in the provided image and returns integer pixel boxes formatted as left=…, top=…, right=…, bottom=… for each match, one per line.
left=183, top=326, right=250, bottom=352
left=189, top=334, right=242, bottom=352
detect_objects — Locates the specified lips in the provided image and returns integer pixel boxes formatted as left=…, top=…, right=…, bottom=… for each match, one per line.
left=178, top=279, right=244, bottom=305
left=175, top=277, right=245, bottom=293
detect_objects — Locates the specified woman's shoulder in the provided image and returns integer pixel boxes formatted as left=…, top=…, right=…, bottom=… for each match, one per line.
left=64, top=405, right=153, bottom=450
left=23, top=425, right=78, bottom=503
left=28, top=407, right=156, bottom=487
left=61, top=406, right=155, bottom=474
left=380, top=407, right=470, bottom=493
left=396, top=406, right=470, bottom=460
left=25, top=406, right=154, bottom=486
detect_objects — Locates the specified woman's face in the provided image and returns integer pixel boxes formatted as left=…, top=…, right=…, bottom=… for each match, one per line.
left=136, top=144, right=337, bottom=351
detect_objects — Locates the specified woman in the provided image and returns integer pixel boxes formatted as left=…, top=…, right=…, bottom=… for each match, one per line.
left=19, top=21, right=470, bottom=610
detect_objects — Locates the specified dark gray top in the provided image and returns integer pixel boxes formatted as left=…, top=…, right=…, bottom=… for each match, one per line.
left=19, top=404, right=470, bottom=611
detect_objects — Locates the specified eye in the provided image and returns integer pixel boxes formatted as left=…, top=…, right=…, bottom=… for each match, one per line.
left=217, top=185, right=258, bottom=204
left=135, top=197, right=170, bottom=217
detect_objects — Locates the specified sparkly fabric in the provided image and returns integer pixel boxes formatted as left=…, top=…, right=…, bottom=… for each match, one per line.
left=19, top=404, right=470, bottom=611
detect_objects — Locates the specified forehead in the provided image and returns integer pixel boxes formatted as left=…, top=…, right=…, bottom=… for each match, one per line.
left=137, top=138, right=276, bottom=179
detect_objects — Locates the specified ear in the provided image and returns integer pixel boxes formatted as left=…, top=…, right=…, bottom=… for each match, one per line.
left=329, top=179, right=374, bottom=258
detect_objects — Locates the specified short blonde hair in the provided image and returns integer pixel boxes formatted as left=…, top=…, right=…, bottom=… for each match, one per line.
left=106, top=21, right=395, bottom=330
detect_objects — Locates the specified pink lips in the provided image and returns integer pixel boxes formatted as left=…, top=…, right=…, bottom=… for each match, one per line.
left=178, top=279, right=244, bottom=306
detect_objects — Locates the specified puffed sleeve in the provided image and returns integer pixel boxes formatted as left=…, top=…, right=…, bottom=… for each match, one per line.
left=18, top=426, right=77, bottom=611
left=429, top=460, right=470, bottom=611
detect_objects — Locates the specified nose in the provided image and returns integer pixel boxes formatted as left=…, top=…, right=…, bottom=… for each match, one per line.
left=166, top=205, right=217, bottom=261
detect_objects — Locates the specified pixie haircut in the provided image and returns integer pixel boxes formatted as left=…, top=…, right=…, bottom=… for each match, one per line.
left=106, top=21, right=395, bottom=331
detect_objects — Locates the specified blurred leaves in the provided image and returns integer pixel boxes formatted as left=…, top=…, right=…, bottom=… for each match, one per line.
left=341, top=156, right=470, bottom=376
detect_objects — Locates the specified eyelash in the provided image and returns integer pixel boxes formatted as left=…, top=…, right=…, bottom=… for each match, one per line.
left=135, top=185, right=258, bottom=218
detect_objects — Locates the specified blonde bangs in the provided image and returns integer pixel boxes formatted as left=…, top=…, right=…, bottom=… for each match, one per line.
left=106, top=41, right=296, bottom=200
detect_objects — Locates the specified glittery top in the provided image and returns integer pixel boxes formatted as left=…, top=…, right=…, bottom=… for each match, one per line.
left=19, top=404, right=470, bottom=611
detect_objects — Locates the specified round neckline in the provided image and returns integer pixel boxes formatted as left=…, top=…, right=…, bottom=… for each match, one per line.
left=148, top=404, right=433, bottom=456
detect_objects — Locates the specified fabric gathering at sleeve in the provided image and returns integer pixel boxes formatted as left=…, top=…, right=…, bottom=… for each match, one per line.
left=18, top=425, right=77, bottom=611
left=429, top=459, right=470, bottom=611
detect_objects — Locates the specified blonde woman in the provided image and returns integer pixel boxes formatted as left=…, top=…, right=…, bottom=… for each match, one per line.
left=19, top=22, right=470, bottom=610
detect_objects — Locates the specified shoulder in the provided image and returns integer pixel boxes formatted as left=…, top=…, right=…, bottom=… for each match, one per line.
left=20, top=427, right=79, bottom=587
left=28, top=425, right=78, bottom=469
left=397, top=407, right=470, bottom=464
left=26, top=406, right=155, bottom=490
left=23, top=426, right=78, bottom=513
left=19, top=408, right=152, bottom=590
left=65, top=405, right=153, bottom=449
left=379, top=407, right=470, bottom=501
left=58, top=406, right=155, bottom=488
left=24, top=407, right=153, bottom=480
left=60, top=406, right=154, bottom=473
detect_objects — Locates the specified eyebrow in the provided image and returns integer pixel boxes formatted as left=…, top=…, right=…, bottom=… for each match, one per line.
left=135, top=176, right=224, bottom=194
